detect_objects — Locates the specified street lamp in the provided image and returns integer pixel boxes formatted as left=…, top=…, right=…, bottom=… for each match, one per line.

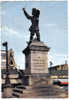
left=2, top=41, right=10, bottom=86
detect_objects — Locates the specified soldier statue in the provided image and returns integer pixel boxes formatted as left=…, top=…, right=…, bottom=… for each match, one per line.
left=22, top=8, right=40, bottom=44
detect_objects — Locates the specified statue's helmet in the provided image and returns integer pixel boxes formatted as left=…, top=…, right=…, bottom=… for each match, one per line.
left=36, top=9, right=40, bottom=17
left=32, top=8, right=40, bottom=17
left=32, top=8, right=36, bottom=16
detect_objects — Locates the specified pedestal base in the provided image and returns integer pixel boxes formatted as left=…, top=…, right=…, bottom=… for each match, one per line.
left=24, top=73, right=53, bottom=86
left=23, top=39, right=50, bottom=86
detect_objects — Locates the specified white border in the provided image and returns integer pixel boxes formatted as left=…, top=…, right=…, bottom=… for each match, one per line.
left=0, top=0, right=69, bottom=100
left=0, top=0, right=68, bottom=2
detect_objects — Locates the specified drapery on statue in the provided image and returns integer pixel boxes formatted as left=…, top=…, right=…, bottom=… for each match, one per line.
left=22, top=8, right=40, bottom=44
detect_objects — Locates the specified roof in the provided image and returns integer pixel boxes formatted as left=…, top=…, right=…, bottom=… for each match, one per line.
left=49, top=64, right=68, bottom=69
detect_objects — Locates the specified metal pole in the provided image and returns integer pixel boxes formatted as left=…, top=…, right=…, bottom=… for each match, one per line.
left=2, top=42, right=10, bottom=86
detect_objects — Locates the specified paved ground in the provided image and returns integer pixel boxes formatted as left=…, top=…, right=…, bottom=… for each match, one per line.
left=21, top=83, right=68, bottom=98
left=2, top=83, right=68, bottom=98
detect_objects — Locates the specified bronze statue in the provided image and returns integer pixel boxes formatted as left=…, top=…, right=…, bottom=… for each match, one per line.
left=22, top=8, right=40, bottom=44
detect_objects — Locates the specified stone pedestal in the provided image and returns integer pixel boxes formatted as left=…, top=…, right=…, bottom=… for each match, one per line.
left=23, top=39, right=50, bottom=85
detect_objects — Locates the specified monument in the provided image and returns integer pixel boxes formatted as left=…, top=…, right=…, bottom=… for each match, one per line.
left=22, top=8, right=50, bottom=85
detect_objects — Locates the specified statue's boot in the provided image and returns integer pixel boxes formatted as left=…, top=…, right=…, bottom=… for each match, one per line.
left=36, top=32, right=40, bottom=41
left=37, top=37, right=40, bottom=41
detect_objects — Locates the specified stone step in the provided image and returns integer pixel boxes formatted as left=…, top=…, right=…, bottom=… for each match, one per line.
left=23, top=90, right=35, bottom=94
left=23, top=90, right=58, bottom=96
left=13, top=89, right=23, bottom=94
left=34, top=90, right=65, bottom=95
left=12, top=93, right=20, bottom=98
left=34, top=95, right=58, bottom=98
left=13, top=87, right=23, bottom=91
left=22, top=93, right=58, bottom=98
left=35, top=92, right=58, bottom=96
left=23, top=92, right=55, bottom=96
left=34, top=88, right=65, bottom=92
left=22, top=94, right=38, bottom=98
left=24, top=87, right=64, bottom=93
left=16, top=85, right=26, bottom=89
left=23, top=91, right=67, bottom=98
left=26, top=86, right=33, bottom=89
left=23, top=88, right=33, bottom=91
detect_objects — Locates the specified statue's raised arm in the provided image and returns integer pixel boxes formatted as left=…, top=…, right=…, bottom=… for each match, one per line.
left=22, top=8, right=32, bottom=20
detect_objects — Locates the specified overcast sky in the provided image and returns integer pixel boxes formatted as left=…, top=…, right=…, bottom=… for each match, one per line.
left=0, top=1, right=68, bottom=69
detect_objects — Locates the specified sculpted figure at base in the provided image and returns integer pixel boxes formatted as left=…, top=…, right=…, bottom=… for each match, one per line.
left=23, top=8, right=40, bottom=44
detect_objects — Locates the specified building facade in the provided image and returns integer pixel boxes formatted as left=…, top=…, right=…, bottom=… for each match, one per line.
left=48, top=64, right=68, bottom=79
